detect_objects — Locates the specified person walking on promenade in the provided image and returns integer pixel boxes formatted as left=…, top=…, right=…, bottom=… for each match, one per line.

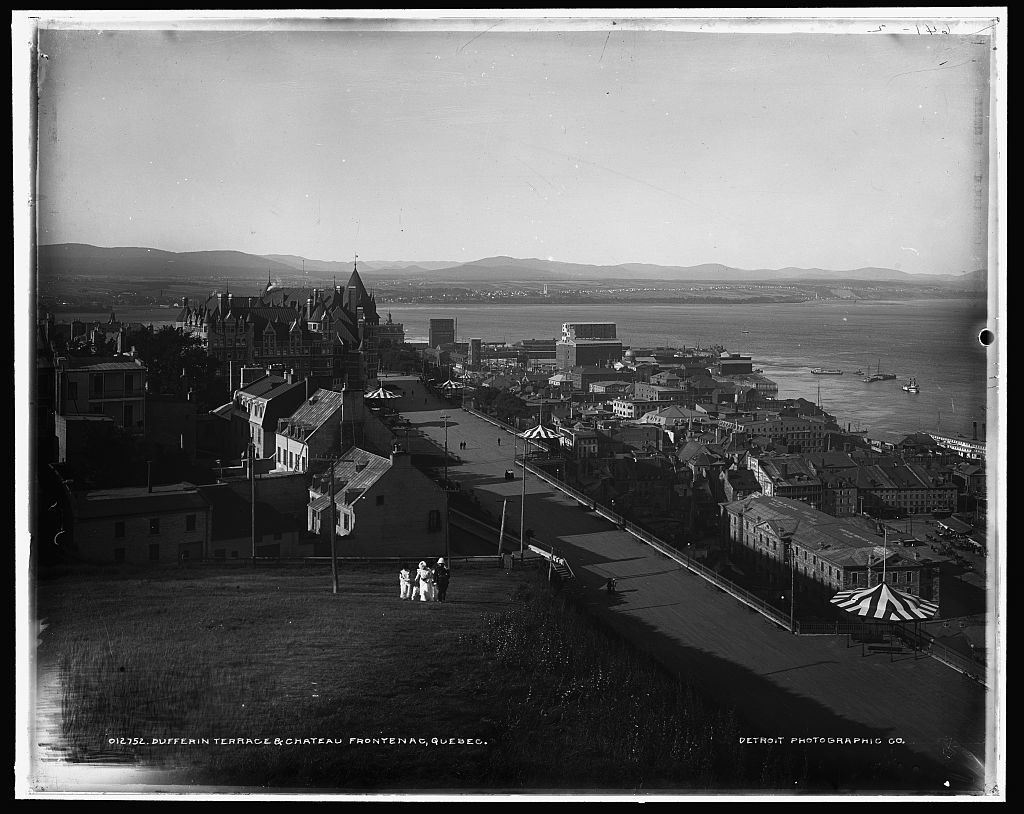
left=435, top=558, right=451, bottom=602
left=399, top=565, right=412, bottom=600
left=497, top=436, right=501, bottom=446
left=416, top=561, right=434, bottom=602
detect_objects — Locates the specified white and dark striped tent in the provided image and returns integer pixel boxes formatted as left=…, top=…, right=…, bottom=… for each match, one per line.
left=830, top=581, right=939, bottom=621
left=438, top=379, right=465, bottom=390
left=364, top=386, right=401, bottom=400
left=518, top=424, right=562, bottom=440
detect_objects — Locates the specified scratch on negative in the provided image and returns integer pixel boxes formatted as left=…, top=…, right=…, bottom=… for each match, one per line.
left=456, top=23, right=502, bottom=55
left=886, top=59, right=973, bottom=84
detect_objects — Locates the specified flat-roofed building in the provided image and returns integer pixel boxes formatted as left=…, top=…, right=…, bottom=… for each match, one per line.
left=70, top=482, right=211, bottom=563
left=55, top=356, right=148, bottom=435
left=428, top=318, right=456, bottom=348
left=556, top=322, right=622, bottom=371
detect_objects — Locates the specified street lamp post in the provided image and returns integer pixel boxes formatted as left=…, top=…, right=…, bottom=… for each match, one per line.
left=440, top=412, right=450, bottom=488
left=519, top=435, right=528, bottom=562
left=789, top=543, right=795, bottom=633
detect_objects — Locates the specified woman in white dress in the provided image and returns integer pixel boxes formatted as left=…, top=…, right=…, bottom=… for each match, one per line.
left=416, top=561, right=434, bottom=602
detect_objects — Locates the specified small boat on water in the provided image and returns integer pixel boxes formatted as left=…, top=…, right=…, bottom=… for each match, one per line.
left=811, top=368, right=843, bottom=375
left=903, top=377, right=920, bottom=393
left=863, top=358, right=897, bottom=382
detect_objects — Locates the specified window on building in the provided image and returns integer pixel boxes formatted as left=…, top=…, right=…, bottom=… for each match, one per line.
left=114, top=521, right=125, bottom=538
left=186, top=514, right=196, bottom=532
left=114, top=548, right=125, bottom=562
left=125, top=373, right=135, bottom=394
left=149, top=518, right=160, bottom=535
left=231, top=551, right=239, bottom=559
left=91, top=373, right=104, bottom=396
left=273, top=531, right=282, bottom=541
left=376, top=495, right=385, bottom=506
left=149, top=544, right=159, bottom=561
left=343, top=514, right=350, bottom=531
left=123, top=404, right=134, bottom=426
left=428, top=509, right=442, bottom=532
left=68, top=381, right=78, bottom=400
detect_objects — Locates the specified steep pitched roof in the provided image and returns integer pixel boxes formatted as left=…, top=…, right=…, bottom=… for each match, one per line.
left=236, top=374, right=286, bottom=399
left=285, top=388, right=347, bottom=432
left=310, top=446, right=393, bottom=502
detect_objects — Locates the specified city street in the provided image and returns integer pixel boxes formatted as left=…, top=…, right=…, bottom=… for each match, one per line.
left=381, top=374, right=989, bottom=791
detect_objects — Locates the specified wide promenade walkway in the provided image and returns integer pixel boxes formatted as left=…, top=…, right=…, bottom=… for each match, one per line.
left=381, top=374, right=990, bottom=792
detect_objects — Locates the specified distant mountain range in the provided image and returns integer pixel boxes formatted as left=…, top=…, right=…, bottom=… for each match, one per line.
left=36, top=243, right=985, bottom=287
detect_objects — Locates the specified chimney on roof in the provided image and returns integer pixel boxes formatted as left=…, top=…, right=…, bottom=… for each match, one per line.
left=972, top=421, right=978, bottom=441
left=390, top=443, right=410, bottom=466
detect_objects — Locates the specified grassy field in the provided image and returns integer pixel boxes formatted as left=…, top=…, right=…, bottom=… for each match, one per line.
left=35, top=559, right=842, bottom=792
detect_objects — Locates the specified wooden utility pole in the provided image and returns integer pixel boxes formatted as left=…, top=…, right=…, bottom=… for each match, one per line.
left=310, top=452, right=341, bottom=594
left=248, top=442, right=257, bottom=565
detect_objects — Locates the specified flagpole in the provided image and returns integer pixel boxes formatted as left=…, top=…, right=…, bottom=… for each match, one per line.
left=882, top=525, right=887, bottom=584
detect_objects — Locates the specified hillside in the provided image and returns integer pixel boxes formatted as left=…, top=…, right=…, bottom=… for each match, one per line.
left=38, top=244, right=297, bottom=282
left=37, top=243, right=983, bottom=288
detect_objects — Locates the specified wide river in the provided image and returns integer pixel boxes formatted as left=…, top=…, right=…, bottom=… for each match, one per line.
left=392, top=299, right=994, bottom=444
left=70, top=298, right=993, bottom=443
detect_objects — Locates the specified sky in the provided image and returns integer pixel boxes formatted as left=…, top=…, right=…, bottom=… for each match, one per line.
left=31, top=13, right=996, bottom=275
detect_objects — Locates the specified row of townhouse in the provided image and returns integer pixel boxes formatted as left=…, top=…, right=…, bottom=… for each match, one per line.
left=718, top=412, right=834, bottom=454
left=721, top=494, right=943, bottom=604
left=746, top=452, right=958, bottom=518
left=67, top=477, right=307, bottom=563
left=65, top=441, right=449, bottom=563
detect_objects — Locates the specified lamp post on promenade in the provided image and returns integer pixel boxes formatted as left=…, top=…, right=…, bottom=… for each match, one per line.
left=519, top=435, right=528, bottom=562
left=440, top=412, right=450, bottom=488
left=789, top=543, right=796, bottom=633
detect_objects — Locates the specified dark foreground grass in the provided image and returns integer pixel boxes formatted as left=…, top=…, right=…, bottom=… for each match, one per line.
left=37, top=560, right=807, bottom=792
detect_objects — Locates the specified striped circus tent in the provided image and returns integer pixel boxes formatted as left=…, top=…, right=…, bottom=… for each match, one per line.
left=830, top=581, right=939, bottom=621
left=364, top=386, right=401, bottom=400
left=438, top=379, right=465, bottom=389
left=518, top=424, right=562, bottom=440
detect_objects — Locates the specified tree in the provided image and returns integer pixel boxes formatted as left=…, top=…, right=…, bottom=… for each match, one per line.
left=492, top=391, right=530, bottom=424
left=130, top=326, right=220, bottom=397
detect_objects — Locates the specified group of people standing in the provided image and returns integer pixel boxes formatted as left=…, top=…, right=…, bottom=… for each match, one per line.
left=399, top=558, right=451, bottom=602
